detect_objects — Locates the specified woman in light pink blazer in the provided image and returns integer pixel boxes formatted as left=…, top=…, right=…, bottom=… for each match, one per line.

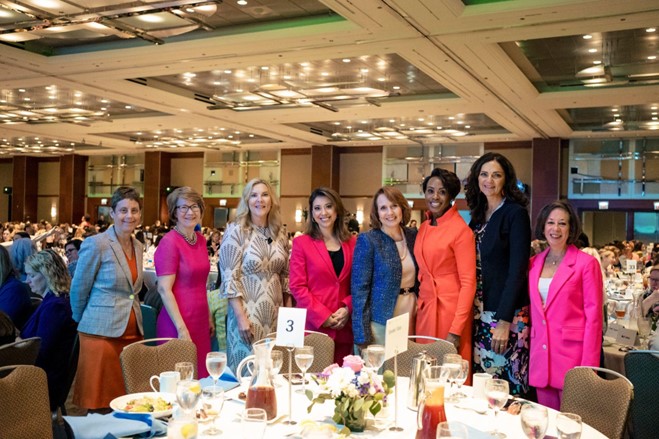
left=528, top=200, right=603, bottom=410
left=290, top=187, right=356, bottom=363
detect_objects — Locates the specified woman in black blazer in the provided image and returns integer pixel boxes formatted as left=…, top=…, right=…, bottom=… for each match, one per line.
left=465, top=152, right=531, bottom=396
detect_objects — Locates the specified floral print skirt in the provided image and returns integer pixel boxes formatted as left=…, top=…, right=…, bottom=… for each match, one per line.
left=473, top=289, right=530, bottom=396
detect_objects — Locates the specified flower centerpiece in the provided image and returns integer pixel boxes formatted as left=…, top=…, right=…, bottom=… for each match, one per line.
left=306, top=355, right=395, bottom=434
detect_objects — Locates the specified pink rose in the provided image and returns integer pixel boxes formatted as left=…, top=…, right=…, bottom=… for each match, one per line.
left=342, top=355, right=364, bottom=372
left=321, top=363, right=340, bottom=376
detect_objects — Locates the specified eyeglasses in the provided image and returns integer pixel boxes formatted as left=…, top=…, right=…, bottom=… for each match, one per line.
left=177, top=204, right=200, bottom=213
left=649, top=277, right=659, bottom=283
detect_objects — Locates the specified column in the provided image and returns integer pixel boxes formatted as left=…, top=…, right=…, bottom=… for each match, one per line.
left=58, top=154, right=87, bottom=224
left=531, top=138, right=563, bottom=221
left=143, top=151, right=171, bottom=226
left=11, top=156, right=38, bottom=222
left=311, top=145, right=340, bottom=192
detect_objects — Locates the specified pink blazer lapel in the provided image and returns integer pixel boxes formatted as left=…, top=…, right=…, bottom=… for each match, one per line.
left=337, top=239, right=352, bottom=281
left=312, top=238, right=336, bottom=278
left=544, top=245, right=578, bottom=309
left=529, top=251, right=547, bottom=315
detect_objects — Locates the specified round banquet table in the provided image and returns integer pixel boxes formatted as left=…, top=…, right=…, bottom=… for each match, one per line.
left=189, top=375, right=608, bottom=438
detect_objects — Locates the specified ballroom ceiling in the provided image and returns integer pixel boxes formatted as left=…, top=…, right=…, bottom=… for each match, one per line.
left=0, top=0, right=658, bottom=156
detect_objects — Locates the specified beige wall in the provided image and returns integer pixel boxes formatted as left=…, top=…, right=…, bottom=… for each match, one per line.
left=171, top=156, right=204, bottom=191
left=340, top=151, right=382, bottom=197
left=492, top=148, right=533, bottom=187
left=37, top=161, right=60, bottom=222
left=281, top=153, right=311, bottom=196
left=0, top=162, right=11, bottom=223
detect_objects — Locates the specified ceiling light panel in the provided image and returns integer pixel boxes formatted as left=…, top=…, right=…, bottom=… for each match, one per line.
left=564, top=105, right=659, bottom=132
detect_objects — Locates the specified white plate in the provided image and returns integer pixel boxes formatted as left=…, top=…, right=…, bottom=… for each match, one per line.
left=110, top=392, right=176, bottom=418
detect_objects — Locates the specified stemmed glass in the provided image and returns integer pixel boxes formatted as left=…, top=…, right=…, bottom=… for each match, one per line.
left=271, top=350, right=283, bottom=386
left=614, top=300, right=629, bottom=326
left=200, top=386, right=224, bottom=436
left=451, top=359, right=470, bottom=401
left=206, top=352, right=227, bottom=387
left=436, top=421, right=469, bottom=438
left=242, top=407, right=267, bottom=439
left=364, top=344, right=386, bottom=373
left=294, top=346, right=314, bottom=394
left=637, top=314, right=652, bottom=348
left=520, top=404, right=548, bottom=439
left=556, top=413, right=582, bottom=439
left=485, top=378, right=510, bottom=438
left=176, top=379, right=202, bottom=419
left=441, top=354, right=463, bottom=402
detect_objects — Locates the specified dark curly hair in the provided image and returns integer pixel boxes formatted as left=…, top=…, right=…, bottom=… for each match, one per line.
left=421, top=168, right=461, bottom=201
left=465, top=152, right=528, bottom=225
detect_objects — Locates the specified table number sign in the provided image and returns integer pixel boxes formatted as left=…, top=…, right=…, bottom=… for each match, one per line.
left=625, top=259, right=637, bottom=274
left=605, top=322, right=622, bottom=340
left=616, top=327, right=638, bottom=347
left=384, top=312, right=409, bottom=360
left=275, top=307, right=307, bottom=348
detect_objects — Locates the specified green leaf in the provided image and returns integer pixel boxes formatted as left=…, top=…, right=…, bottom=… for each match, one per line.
left=333, top=413, right=342, bottom=424
left=353, top=398, right=363, bottom=411
left=305, top=389, right=314, bottom=400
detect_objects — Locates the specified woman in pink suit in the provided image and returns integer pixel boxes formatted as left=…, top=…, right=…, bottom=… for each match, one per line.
left=528, top=200, right=603, bottom=410
left=290, top=187, right=356, bottom=362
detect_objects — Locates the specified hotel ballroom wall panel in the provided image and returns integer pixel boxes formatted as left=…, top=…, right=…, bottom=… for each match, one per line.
left=0, top=162, right=12, bottom=223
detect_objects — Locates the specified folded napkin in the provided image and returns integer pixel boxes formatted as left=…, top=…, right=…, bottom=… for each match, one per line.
left=64, top=412, right=167, bottom=439
left=200, top=368, right=240, bottom=391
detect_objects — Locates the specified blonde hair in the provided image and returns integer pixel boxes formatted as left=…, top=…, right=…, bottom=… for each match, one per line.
left=25, top=249, right=71, bottom=296
left=234, top=179, right=282, bottom=238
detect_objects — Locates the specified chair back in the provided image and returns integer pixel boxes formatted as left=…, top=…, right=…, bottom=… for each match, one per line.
left=264, top=330, right=335, bottom=374
left=561, top=366, right=633, bottom=439
left=382, top=336, right=457, bottom=377
left=0, top=365, right=53, bottom=439
left=120, top=338, right=197, bottom=393
left=624, top=350, right=659, bottom=439
left=140, top=304, right=158, bottom=341
left=54, top=333, right=80, bottom=415
left=0, top=337, right=41, bottom=368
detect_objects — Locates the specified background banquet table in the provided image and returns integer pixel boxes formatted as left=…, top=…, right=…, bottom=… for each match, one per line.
left=195, top=376, right=608, bottom=439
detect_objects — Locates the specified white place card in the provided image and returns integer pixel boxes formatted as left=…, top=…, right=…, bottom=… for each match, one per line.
left=605, top=322, right=622, bottom=340
left=616, top=328, right=638, bottom=347
left=625, top=259, right=637, bottom=274
left=384, top=313, right=409, bottom=360
left=275, top=307, right=306, bottom=348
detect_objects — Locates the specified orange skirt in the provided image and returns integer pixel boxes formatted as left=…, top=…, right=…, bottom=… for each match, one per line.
left=73, top=310, right=142, bottom=409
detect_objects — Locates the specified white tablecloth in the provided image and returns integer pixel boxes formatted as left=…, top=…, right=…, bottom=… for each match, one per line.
left=198, top=376, right=607, bottom=438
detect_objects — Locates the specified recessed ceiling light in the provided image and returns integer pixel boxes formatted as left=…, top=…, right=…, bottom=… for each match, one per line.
left=647, top=28, right=656, bottom=33
left=392, top=86, right=400, bottom=90
left=125, top=105, right=132, bottom=109
left=648, top=56, right=657, bottom=60
left=237, top=0, right=248, bottom=5
left=593, top=60, right=602, bottom=65
left=583, top=35, right=593, bottom=39
left=138, top=14, right=164, bottom=23
left=588, top=48, right=597, bottom=53
left=360, top=68, right=369, bottom=73
left=261, top=66, right=269, bottom=70
left=652, top=106, right=658, bottom=110
left=18, top=89, right=25, bottom=93
left=342, top=58, right=351, bottom=63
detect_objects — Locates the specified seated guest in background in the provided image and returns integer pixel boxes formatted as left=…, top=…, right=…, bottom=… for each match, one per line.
left=290, top=187, right=356, bottom=362
left=21, top=249, right=77, bottom=411
left=0, top=310, right=16, bottom=345
left=642, top=265, right=659, bottom=331
left=9, top=237, right=36, bottom=282
left=70, top=186, right=144, bottom=410
left=155, top=187, right=211, bottom=377
left=0, top=245, right=32, bottom=330
left=65, top=239, right=82, bottom=279
left=352, top=186, right=418, bottom=349
left=207, top=229, right=221, bottom=257
left=528, top=200, right=603, bottom=410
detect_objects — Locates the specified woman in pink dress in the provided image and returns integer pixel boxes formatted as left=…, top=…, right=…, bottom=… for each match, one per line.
left=155, top=186, right=211, bottom=377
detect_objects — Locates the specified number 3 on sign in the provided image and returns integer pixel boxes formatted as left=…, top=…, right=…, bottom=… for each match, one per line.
left=276, top=307, right=306, bottom=347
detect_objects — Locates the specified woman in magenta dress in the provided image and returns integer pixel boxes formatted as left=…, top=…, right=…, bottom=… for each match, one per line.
left=155, top=186, right=211, bottom=377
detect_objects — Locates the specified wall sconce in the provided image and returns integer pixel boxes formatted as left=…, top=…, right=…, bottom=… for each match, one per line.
left=210, top=170, right=216, bottom=176
left=295, top=208, right=303, bottom=224
left=219, top=199, right=227, bottom=206
left=101, top=198, right=108, bottom=205
left=654, top=202, right=659, bottom=211
left=356, top=208, right=364, bottom=225
left=598, top=201, right=609, bottom=210
left=50, top=204, right=57, bottom=221
left=408, top=200, right=414, bottom=208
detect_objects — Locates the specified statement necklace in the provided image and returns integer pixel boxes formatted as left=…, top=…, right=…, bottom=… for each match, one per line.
left=174, top=226, right=197, bottom=246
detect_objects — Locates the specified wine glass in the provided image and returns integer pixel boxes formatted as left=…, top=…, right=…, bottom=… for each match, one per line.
left=436, top=421, right=469, bottom=438
left=451, top=359, right=470, bottom=400
left=614, top=300, right=629, bottom=325
left=241, top=407, right=267, bottom=439
left=176, top=379, right=202, bottom=419
left=442, top=354, right=463, bottom=402
left=200, top=386, right=224, bottom=436
left=556, top=413, right=582, bottom=439
left=294, top=346, right=314, bottom=395
left=167, top=418, right=198, bottom=439
left=485, top=378, right=509, bottom=438
left=364, top=344, right=386, bottom=372
left=206, top=352, right=227, bottom=387
left=175, top=362, right=194, bottom=381
left=637, top=314, right=652, bottom=348
left=520, top=404, right=548, bottom=439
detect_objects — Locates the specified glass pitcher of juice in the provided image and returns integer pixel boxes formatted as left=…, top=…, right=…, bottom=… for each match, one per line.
left=246, top=338, right=277, bottom=420
left=416, top=365, right=448, bottom=439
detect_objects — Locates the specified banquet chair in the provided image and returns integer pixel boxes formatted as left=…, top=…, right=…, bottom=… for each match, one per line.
left=382, top=336, right=457, bottom=377
left=54, top=333, right=80, bottom=416
left=0, top=336, right=41, bottom=369
left=120, top=338, right=197, bottom=393
left=0, top=365, right=53, bottom=439
left=561, top=366, right=633, bottom=439
left=140, top=304, right=158, bottom=341
left=624, top=350, right=659, bottom=439
left=265, top=330, right=335, bottom=374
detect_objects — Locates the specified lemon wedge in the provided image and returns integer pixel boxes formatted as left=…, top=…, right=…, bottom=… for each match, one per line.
left=188, top=382, right=201, bottom=394
left=180, top=422, right=197, bottom=438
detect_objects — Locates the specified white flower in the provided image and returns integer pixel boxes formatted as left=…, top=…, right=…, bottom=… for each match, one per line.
left=325, top=367, right=355, bottom=397
left=345, top=383, right=359, bottom=398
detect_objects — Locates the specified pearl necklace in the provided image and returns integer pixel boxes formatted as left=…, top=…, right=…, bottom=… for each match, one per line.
left=174, top=226, right=197, bottom=246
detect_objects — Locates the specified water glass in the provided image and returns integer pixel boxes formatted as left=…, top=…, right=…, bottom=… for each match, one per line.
left=556, top=412, right=582, bottom=439
left=364, top=344, right=386, bottom=372
left=200, top=386, right=224, bottom=436
left=167, top=418, right=198, bottom=439
left=176, top=379, right=202, bottom=417
left=441, top=354, right=463, bottom=402
left=175, top=362, right=194, bottom=381
left=520, top=404, right=548, bottom=439
left=485, top=378, right=509, bottom=439
left=241, top=407, right=267, bottom=439
left=294, top=346, right=314, bottom=394
left=206, top=351, right=227, bottom=386
left=436, top=421, right=469, bottom=438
